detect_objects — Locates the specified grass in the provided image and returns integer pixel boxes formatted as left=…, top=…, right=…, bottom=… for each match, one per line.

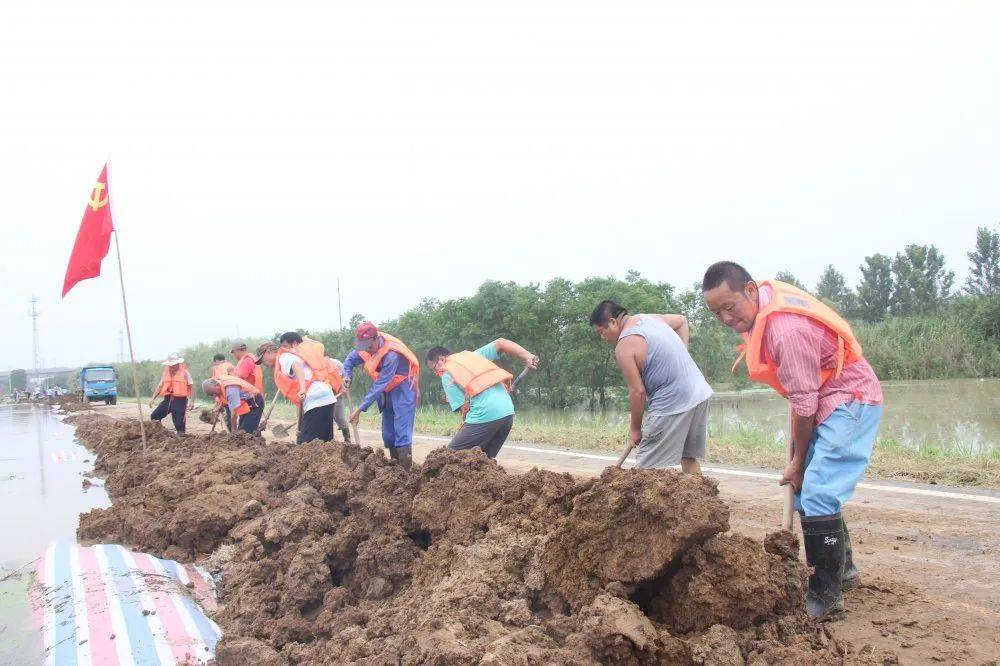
left=118, top=398, right=1000, bottom=489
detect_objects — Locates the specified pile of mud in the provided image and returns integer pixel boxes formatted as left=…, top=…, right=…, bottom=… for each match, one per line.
left=40, top=394, right=93, bottom=413
left=69, top=413, right=860, bottom=665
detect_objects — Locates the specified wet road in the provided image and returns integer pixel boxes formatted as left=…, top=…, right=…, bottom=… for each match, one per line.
left=0, top=404, right=109, bottom=664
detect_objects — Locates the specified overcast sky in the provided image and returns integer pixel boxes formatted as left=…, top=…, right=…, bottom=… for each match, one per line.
left=1, top=1, right=997, bottom=370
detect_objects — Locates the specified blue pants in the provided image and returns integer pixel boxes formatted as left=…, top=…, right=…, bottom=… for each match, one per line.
left=377, top=383, right=417, bottom=449
left=795, top=401, right=883, bottom=517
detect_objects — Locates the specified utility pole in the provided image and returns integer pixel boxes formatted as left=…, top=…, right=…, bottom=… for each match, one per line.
left=118, top=329, right=125, bottom=363
left=30, top=295, right=41, bottom=384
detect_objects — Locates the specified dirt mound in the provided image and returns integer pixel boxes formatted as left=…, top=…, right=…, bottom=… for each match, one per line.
left=71, top=413, right=868, bottom=664
left=44, top=394, right=93, bottom=413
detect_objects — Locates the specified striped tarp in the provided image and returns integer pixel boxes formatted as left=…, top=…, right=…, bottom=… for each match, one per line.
left=32, top=542, right=221, bottom=665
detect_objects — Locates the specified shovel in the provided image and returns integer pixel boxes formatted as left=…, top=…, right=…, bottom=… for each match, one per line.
left=254, top=392, right=281, bottom=436
left=209, top=406, right=222, bottom=433
left=341, top=387, right=362, bottom=446
left=509, top=363, right=535, bottom=396
left=781, top=407, right=795, bottom=531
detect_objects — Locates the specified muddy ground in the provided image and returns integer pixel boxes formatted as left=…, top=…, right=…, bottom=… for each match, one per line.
left=65, top=412, right=904, bottom=665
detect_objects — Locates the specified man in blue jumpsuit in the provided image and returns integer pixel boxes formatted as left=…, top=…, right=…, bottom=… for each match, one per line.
left=343, top=322, right=419, bottom=471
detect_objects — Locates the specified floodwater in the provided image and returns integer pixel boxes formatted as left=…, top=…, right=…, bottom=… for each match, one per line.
left=518, top=378, right=1000, bottom=457
left=709, top=378, right=1000, bottom=456
left=0, top=404, right=110, bottom=663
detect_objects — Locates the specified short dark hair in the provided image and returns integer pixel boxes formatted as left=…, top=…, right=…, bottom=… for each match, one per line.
left=702, top=261, right=754, bottom=293
left=426, top=346, right=451, bottom=364
left=589, top=300, right=628, bottom=327
left=212, top=353, right=226, bottom=362
left=279, top=331, right=303, bottom=345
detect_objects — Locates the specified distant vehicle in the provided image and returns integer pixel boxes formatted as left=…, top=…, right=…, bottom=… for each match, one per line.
left=80, top=366, right=117, bottom=405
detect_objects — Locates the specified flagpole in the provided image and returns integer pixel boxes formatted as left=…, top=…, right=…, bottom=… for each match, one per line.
left=113, top=230, right=147, bottom=452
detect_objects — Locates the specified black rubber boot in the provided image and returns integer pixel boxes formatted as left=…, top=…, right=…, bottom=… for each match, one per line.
left=841, top=516, right=860, bottom=591
left=396, top=446, right=413, bottom=472
left=388, top=447, right=399, bottom=461
left=340, top=428, right=352, bottom=444
left=801, top=513, right=846, bottom=620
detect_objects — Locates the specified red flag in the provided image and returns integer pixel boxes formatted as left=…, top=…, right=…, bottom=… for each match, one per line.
left=63, top=163, right=115, bottom=297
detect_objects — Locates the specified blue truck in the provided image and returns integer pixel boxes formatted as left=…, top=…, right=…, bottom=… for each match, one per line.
left=80, top=366, right=117, bottom=405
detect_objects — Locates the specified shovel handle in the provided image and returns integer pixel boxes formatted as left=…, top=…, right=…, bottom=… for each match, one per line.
left=254, top=392, right=281, bottom=436
left=510, top=366, right=532, bottom=395
left=782, top=407, right=794, bottom=530
left=341, top=389, right=362, bottom=446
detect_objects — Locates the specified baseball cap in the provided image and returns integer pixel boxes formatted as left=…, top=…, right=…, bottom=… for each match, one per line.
left=230, top=338, right=247, bottom=352
left=255, top=341, right=278, bottom=364
left=354, top=321, right=378, bottom=350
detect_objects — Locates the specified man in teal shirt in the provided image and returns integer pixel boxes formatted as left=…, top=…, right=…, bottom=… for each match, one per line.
left=426, top=338, right=539, bottom=458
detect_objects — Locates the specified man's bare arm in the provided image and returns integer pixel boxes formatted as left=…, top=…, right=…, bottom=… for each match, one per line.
left=655, top=314, right=690, bottom=346
left=615, top=336, right=648, bottom=465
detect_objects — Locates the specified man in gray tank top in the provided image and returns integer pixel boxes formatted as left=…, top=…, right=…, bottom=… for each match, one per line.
left=590, top=299, right=714, bottom=473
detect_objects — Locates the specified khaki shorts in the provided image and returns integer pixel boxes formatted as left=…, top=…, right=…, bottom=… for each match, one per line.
left=634, top=399, right=709, bottom=469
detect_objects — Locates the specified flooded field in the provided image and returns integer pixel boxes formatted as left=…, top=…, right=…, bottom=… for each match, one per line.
left=0, top=404, right=109, bottom=664
left=501, top=378, right=1000, bottom=458
left=710, top=378, right=1000, bottom=456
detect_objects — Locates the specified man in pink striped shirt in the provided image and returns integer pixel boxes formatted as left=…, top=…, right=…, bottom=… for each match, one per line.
left=702, top=261, right=883, bottom=620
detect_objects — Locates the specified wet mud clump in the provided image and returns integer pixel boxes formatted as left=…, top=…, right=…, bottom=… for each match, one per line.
left=71, top=413, right=863, bottom=664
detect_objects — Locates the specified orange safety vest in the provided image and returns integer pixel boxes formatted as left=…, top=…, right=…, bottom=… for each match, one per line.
left=273, top=337, right=331, bottom=406
left=251, top=363, right=265, bottom=394
left=211, top=361, right=236, bottom=380
left=157, top=364, right=191, bottom=398
left=442, top=350, right=513, bottom=418
left=734, top=280, right=864, bottom=397
left=213, top=374, right=260, bottom=416
left=325, top=358, right=344, bottom=393
left=234, top=355, right=265, bottom=394
left=358, top=332, right=420, bottom=393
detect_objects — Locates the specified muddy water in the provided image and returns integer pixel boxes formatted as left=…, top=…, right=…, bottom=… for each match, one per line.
left=0, top=404, right=109, bottom=663
left=710, top=378, right=1000, bottom=455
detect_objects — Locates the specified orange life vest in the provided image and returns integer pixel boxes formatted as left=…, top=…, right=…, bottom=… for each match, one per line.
left=442, top=350, right=513, bottom=418
left=234, top=355, right=265, bottom=394
left=358, top=332, right=420, bottom=393
left=211, top=361, right=236, bottom=380
left=251, top=363, right=265, bottom=394
left=273, top=337, right=332, bottom=406
left=734, top=280, right=864, bottom=397
left=442, top=351, right=513, bottom=397
left=212, top=374, right=261, bottom=416
left=212, top=374, right=260, bottom=416
left=157, top=364, right=191, bottom=398
left=325, top=358, right=344, bottom=393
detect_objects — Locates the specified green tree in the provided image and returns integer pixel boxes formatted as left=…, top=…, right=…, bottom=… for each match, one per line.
left=679, top=285, right=747, bottom=388
left=10, top=369, right=27, bottom=391
left=855, top=254, right=893, bottom=322
left=774, top=270, right=805, bottom=289
left=890, top=244, right=954, bottom=316
left=965, top=225, right=1000, bottom=296
left=815, top=265, right=856, bottom=316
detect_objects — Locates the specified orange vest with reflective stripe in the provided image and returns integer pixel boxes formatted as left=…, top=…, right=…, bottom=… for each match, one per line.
left=213, top=374, right=260, bottom=416
left=273, top=338, right=330, bottom=405
left=211, top=361, right=236, bottom=380
left=735, top=280, right=864, bottom=397
left=359, top=332, right=420, bottom=393
left=157, top=364, right=191, bottom=398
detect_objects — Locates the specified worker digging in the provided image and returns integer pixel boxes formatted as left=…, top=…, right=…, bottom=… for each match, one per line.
left=114, top=262, right=886, bottom=638
left=702, top=261, right=884, bottom=621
